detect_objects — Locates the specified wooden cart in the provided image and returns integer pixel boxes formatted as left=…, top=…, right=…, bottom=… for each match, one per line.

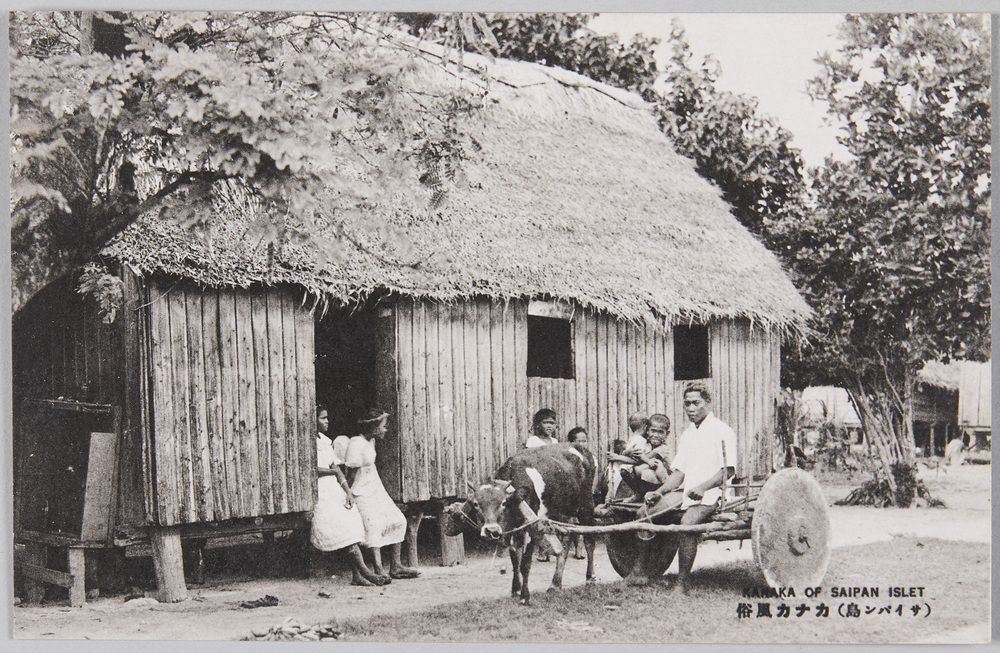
left=554, top=468, right=832, bottom=589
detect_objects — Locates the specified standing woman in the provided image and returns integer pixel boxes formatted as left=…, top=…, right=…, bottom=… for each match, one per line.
left=345, top=408, right=421, bottom=579
left=312, top=406, right=390, bottom=586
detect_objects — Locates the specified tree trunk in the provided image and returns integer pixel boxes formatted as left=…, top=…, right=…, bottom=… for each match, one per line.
left=841, top=372, right=940, bottom=508
left=79, top=12, right=94, bottom=55
left=903, top=379, right=916, bottom=458
left=11, top=202, right=138, bottom=315
left=845, top=383, right=899, bottom=493
left=775, top=389, right=798, bottom=467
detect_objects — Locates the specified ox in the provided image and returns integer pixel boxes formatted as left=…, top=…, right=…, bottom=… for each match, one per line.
left=449, top=443, right=597, bottom=605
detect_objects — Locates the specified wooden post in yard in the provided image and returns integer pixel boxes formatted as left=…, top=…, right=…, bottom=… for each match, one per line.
left=150, top=526, right=187, bottom=602
left=405, top=511, right=424, bottom=568
left=67, top=548, right=87, bottom=607
left=23, top=542, right=46, bottom=603
left=436, top=501, right=464, bottom=566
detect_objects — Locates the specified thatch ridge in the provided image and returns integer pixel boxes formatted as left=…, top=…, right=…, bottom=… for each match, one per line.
left=104, top=43, right=812, bottom=332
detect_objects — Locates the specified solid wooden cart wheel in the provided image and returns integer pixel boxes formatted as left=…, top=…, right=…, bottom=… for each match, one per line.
left=751, top=468, right=831, bottom=589
left=605, top=517, right=679, bottom=579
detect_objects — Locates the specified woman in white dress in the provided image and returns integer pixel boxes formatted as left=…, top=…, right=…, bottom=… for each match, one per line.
left=345, top=408, right=420, bottom=579
left=312, top=406, right=390, bottom=586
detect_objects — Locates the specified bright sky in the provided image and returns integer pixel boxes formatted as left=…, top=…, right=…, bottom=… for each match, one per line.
left=589, top=13, right=852, bottom=167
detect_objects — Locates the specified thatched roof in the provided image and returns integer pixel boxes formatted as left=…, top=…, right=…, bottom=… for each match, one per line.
left=918, top=360, right=963, bottom=391
left=104, top=44, right=811, bottom=331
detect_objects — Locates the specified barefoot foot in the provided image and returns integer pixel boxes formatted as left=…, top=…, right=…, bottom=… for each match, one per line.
left=390, top=566, right=420, bottom=579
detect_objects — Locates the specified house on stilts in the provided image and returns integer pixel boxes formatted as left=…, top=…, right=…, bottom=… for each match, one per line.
left=916, top=360, right=992, bottom=456
left=12, top=48, right=811, bottom=604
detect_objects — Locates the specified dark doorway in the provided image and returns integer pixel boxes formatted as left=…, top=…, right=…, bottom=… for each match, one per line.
left=314, top=305, right=378, bottom=437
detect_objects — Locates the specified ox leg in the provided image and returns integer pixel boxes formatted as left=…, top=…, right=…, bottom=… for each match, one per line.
left=579, top=505, right=597, bottom=583
left=519, top=538, right=535, bottom=605
left=508, top=535, right=523, bottom=598
left=584, top=534, right=597, bottom=583
left=549, top=534, right=570, bottom=591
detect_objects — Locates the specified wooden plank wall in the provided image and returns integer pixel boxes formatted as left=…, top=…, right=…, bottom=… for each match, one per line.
left=391, top=298, right=782, bottom=502
left=393, top=298, right=529, bottom=502
left=528, top=314, right=672, bottom=468
left=12, top=279, right=135, bottom=536
left=958, top=361, right=991, bottom=429
left=12, top=280, right=122, bottom=407
left=530, top=314, right=778, bottom=482
left=374, top=303, right=402, bottom=498
left=145, top=280, right=316, bottom=526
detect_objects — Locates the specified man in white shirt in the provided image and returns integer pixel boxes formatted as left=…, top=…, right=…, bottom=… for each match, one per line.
left=627, top=382, right=736, bottom=592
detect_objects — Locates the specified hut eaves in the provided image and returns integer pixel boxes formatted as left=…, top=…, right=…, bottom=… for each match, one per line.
left=104, top=45, right=812, bottom=332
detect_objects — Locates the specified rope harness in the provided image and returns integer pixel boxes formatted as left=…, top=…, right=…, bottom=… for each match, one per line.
left=463, top=485, right=743, bottom=540
left=494, top=502, right=682, bottom=539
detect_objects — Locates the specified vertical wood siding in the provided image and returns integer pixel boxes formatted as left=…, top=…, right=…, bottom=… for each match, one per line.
left=146, top=281, right=316, bottom=526
left=12, top=280, right=122, bottom=407
left=393, top=298, right=528, bottom=502
left=374, top=304, right=402, bottom=498
left=531, top=314, right=779, bottom=482
left=391, top=299, right=781, bottom=502
left=958, top=361, right=991, bottom=429
left=12, top=278, right=136, bottom=536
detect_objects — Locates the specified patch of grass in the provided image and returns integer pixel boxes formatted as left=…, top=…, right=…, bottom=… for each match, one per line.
left=332, top=538, right=989, bottom=643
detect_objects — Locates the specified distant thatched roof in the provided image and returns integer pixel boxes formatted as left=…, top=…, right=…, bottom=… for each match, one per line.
left=918, top=360, right=963, bottom=390
left=104, top=43, right=811, bottom=331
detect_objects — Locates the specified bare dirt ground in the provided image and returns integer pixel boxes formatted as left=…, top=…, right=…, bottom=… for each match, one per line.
left=11, top=463, right=991, bottom=641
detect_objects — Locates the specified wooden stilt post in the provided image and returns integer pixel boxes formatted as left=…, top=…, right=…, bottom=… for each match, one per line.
left=150, top=527, right=187, bottom=603
left=262, top=531, right=277, bottom=577
left=437, top=502, right=465, bottom=567
left=67, top=548, right=87, bottom=607
left=405, top=511, right=424, bottom=568
left=182, top=538, right=207, bottom=585
left=23, top=542, right=46, bottom=603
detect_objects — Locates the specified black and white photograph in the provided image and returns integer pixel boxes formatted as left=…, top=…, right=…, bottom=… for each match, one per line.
left=6, top=10, right=992, bottom=643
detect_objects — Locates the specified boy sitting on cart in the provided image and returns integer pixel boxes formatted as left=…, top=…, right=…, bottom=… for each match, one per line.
left=617, top=414, right=672, bottom=499
left=604, top=413, right=648, bottom=501
left=627, top=382, right=736, bottom=593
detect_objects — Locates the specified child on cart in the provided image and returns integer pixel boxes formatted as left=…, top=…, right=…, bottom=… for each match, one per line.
left=615, top=414, right=672, bottom=501
left=606, top=413, right=649, bottom=501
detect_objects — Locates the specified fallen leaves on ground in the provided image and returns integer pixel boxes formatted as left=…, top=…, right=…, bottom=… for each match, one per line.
left=243, top=617, right=341, bottom=641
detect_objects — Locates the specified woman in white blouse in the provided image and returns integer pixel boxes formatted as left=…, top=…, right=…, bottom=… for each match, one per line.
left=312, top=406, right=390, bottom=586
left=345, top=408, right=420, bottom=580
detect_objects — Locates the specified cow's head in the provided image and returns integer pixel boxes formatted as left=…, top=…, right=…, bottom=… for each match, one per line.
left=466, top=478, right=516, bottom=540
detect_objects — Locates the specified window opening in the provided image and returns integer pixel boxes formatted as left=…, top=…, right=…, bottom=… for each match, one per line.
left=674, top=324, right=710, bottom=380
left=527, top=316, right=574, bottom=379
